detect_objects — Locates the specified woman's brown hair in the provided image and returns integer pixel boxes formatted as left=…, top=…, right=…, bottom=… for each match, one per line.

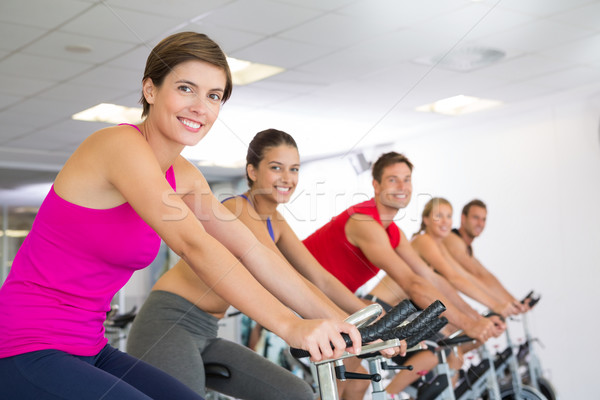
left=140, top=31, right=232, bottom=117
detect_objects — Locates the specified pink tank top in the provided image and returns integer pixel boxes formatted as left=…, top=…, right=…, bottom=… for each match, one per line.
left=0, top=133, right=176, bottom=358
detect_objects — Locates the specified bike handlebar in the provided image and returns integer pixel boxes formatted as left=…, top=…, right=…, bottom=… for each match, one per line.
left=290, top=300, right=446, bottom=359
left=406, top=316, right=448, bottom=349
left=437, top=334, right=476, bottom=347
left=521, top=290, right=541, bottom=308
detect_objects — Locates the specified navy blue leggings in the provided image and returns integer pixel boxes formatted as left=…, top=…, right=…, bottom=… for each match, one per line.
left=0, top=344, right=203, bottom=400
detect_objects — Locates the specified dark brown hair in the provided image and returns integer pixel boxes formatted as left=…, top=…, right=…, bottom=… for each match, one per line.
left=246, top=129, right=298, bottom=188
left=371, top=152, right=413, bottom=183
left=140, top=31, right=232, bottom=117
left=462, top=199, right=487, bottom=216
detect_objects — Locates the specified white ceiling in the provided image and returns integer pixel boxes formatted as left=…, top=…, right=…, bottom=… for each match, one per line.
left=1, top=0, right=600, bottom=192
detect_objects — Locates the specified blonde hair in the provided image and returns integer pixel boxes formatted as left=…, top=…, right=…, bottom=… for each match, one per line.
left=413, top=197, right=452, bottom=238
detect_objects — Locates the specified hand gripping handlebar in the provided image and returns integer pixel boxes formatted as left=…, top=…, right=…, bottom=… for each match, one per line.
left=290, top=300, right=445, bottom=359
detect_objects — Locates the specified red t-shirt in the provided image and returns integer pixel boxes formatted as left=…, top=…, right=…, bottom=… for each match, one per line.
left=303, top=199, right=400, bottom=292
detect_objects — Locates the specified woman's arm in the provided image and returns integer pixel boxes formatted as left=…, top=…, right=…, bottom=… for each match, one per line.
left=219, top=196, right=347, bottom=320
left=412, top=235, right=507, bottom=314
left=101, top=131, right=360, bottom=360
left=443, top=234, right=523, bottom=314
left=275, top=216, right=367, bottom=314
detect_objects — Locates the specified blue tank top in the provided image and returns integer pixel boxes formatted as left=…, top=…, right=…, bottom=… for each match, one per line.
left=221, top=194, right=274, bottom=242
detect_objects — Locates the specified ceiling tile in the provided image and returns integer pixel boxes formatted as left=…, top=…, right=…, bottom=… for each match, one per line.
left=104, top=0, right=232, bottom=20
left=338, top=0, right=467, bottom=27
left=177, top=22, right=264, bottom=54
left=547, top=1, right=600, bottom=30
left=490, top=0, right=595, bottom=18
left=225, top=84, right=300, bottom=108
left=8, top=119, right=103, bottom=148
left=0, top=53, right=93, bottom=81
left=526, top=66, right=600, bottom=89
left=105, top=44, right=149, bottom=71
left=5, top=132, right=74, bottom=151
left=263, top=69, right=330, bottom=86
left=59, top=3, right=181, bottom=44
left=272, top=0, right=357, bottom=11
left=36, top=82, right=132, bottom=111
left=0, top=0, right=92, bottom=29
left=0, top=75, right=55, bottom=98
left=0, top=22, right=48, bottom=52
left=2, top=0, right=600, bottom=183
left=0, top=93, right=23, bottom=111
left=478, top=82, right=561, bottom=103
left=110, top=90, right=145, bottom=109
left=471, top=54, right=572, bottom=82
left=202, top=0, right=321, bottom=35
left=4, top=97, right=81, bottom=124
left=231, top=37, right=334, bottom=68
left=0, top=120, right=35, bottom=143
left=68, top=65, right=141, bottom=91
left=539, top=33, right=600, bottom=65
left=279, top=12, right=395, bottom=47
left=22, top=31, right=137, bottom=64
left=477, top=19, right=594, bottom=54
left=414, top=3, right=536, bottom=41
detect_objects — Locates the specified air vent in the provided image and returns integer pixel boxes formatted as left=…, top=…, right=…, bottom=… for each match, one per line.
left=414, top=46, right=505, bottom=71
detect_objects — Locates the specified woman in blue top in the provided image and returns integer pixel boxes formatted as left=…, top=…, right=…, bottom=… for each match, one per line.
left=221, top=129, right=403, bottom=400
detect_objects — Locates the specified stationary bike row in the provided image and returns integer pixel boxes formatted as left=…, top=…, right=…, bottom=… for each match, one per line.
left=291, top=299, right=449, bottom=400
left=104, top=304, right=137, bottom=351
left=401, top=291, right=552, bottom=400
left=493, top=291, right=557, bottom=400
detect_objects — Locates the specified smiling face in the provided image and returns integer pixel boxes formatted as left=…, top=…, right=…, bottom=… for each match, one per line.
left=425, top=202, right=453, bottom=240
left=142, top=59, right=226, bottom=147
left=247, top=144, right=300, bottom=205
left=462, top=205, right=487, bottom=239
left=373, top=162, right=413, bottom=210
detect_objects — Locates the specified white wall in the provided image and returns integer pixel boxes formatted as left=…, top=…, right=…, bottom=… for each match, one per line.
left=283, top=90, right=600, bottom=399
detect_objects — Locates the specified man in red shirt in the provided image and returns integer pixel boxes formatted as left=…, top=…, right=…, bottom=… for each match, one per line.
left=304, top=152, right=499, bottom=342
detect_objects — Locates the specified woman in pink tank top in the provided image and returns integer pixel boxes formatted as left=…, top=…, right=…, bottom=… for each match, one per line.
left=0, top=31, right=361, bottom=400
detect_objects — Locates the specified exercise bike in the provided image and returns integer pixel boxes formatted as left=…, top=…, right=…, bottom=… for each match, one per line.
left=494, top=291, right=557, bottom=400
left=291, top=299, right=449, bottom=400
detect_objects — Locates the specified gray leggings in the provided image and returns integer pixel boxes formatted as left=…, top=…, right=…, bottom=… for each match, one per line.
left=126, top=290, right=314, bottom=400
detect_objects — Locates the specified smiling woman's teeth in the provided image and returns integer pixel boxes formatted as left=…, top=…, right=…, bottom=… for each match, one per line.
left=180, top=118, right=201, bottom=129
left=276, top=187, right=290, bottom=192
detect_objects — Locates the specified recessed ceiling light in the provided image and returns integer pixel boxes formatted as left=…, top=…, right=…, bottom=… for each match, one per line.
left=72, top=103, right=143, bottom=124
left=0, top=229, right=30, bottom=238
left=416, top=95, right=503, bottom=116
left=227, top=57, right=285, bottom=85
left=196, top=159, right=245, bottom=168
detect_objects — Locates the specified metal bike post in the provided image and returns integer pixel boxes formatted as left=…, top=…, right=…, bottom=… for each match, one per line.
left=480, top=345, right=502, bottom=400
left=316, top=361, right=339, bottom=400
left=506, top=327, right=524, bottom=400
left=523, top=313, right=540, bottom=390
left=368, top=357, right=387, bottom=400
left=436, top=349, right=457, bottom=400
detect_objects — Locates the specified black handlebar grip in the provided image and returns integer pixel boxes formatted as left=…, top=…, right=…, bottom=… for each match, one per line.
left=290, top=301, right=444, bottom=359
left=360, top=299, right=417, bottom=342
left=289, top=331, right=355, bottom=359
left=521, top=290, right=534, bottom=304
left=528, top=295, right=541, bottom=308
left=484, top=312, right=505, bottom=323
left=438, top=334, right=475, bottom=347
left=387, top=300, right=446, bottom=341
left=289, top=347, right=311, bottom=359
left=405, top=316, right=448, bottom=349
